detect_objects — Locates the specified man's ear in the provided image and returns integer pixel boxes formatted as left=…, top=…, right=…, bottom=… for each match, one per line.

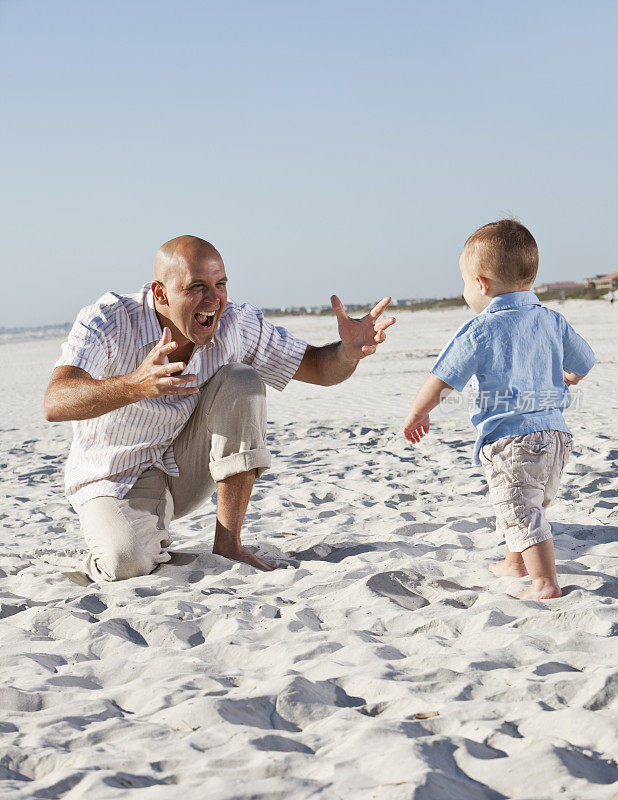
left=152, top=280, right=168, bottom=306
left=475, top=274, right=491, bottom=296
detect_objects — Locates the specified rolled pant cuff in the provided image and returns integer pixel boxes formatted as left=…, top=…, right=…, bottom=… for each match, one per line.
left=209, top=447, right=271, bottom=483
left=505, top=529, right=553, bottom=553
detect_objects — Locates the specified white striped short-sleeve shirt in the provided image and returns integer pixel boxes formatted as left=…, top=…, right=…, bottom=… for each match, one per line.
left=54, top=284, right=307, bottom=508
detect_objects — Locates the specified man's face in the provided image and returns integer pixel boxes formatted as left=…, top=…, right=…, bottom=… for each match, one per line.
left=155, top=252, right=228, bottom=348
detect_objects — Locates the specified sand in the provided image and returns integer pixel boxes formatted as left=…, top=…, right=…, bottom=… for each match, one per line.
left=0, top=300, right=616, bottom=799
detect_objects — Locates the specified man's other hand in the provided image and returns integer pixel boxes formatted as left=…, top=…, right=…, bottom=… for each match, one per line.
left=132, top=328, right=199, bottom=399
left=331, top=295, right=396, bottom=361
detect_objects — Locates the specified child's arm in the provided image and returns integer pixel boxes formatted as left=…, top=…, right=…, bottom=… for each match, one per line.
left=406, top=317, right=481, bottom=444
left=403, top=374, right=453, bottom=443
left=562, top=320, right=594, bottom=387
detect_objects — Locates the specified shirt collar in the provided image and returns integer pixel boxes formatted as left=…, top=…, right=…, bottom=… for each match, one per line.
left=138, top=284, right=163, bottom=347
left=484, top=290, right=541, bottom=313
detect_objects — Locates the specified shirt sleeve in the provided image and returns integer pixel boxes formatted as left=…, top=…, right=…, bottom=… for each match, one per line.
left=430, top=319, right=482, bottom=392
left=237, top=303, right=308, bottom=391
left=562, top=320, right=595, bottom=376
left=54, top=302, right=118, bottom=378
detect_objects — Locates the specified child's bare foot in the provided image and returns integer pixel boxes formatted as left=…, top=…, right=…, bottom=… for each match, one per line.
left=518, top=540, right=561, bottom=599
left=518, top=580, right=562, bottom=600
left=490, top=548, right=528, bottom=578
left=490, top=559, right=528, bottom=578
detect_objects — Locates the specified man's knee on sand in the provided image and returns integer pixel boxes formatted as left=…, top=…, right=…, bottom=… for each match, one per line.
left=89, top=539, right=164, bottom=582
left=82, top=509, right=171, bottom=582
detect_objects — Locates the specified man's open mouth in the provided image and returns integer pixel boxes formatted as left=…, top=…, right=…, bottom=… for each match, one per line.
left=195, top=311, right=217, bottom=330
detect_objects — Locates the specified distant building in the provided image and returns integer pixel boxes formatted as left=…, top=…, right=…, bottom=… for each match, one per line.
left=534, top=281, right=584, bottom=294
left=584, top=271, right=618, bottom=291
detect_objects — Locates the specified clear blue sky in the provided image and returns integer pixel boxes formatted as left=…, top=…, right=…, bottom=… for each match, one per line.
left=1, top=0, right=616, bottom=327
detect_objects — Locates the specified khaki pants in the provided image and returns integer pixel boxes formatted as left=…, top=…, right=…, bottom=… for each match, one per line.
left=77, top=364, right=271, bottom=582
left=480, top=430, right=573, bottom=553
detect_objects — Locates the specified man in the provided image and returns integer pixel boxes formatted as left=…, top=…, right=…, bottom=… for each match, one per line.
left=44, top=235, right=395, bottom=581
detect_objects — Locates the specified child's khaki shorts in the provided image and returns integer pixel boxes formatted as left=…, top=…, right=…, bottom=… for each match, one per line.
left=479, top=430, right=573, bottom=553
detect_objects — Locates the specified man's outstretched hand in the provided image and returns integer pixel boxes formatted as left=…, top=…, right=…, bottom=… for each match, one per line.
left=331, top=295, right=396, bottom=361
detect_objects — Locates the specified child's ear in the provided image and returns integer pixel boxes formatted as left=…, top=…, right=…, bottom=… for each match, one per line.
left=475, top=275, right=491, bottom=296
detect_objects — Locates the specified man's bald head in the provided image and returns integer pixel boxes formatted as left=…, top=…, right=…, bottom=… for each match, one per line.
left=154, top=235, right=224, bottom=286
left=151, top=235, right=228, bottom=350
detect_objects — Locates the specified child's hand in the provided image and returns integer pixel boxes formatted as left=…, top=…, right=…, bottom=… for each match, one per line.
left=403, top=374, right=451, bottom=444
left=403, top=411, right=430, bottom=444
left=563, top=371, right=581, bottom=386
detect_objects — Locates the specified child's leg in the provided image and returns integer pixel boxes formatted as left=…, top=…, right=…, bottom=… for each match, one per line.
left=489, top=545, right=528, bottom=577
left=518, top=538, right=561, bottom=599
left=481, top=439, right=530, bottom=578
left=542, top=432, right=573, bottom=510
left=483, top=432, right=566, bottom=599
left=515, top=433, right=571, bottom=599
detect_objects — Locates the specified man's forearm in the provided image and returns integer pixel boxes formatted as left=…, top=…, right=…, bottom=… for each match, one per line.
left=44, top=372, right=141, bottom=422
left=295, top=342, right=359, bottom=386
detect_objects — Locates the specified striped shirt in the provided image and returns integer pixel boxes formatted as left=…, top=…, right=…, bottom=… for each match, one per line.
left=54, top=284, right=307, bottom=508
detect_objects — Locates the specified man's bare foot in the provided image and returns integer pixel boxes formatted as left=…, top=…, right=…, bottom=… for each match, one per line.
left=518, top=581, right=562, bottom=600
left=214, top=469, right=274, bottom=571
left=213, top=542, right=275, bottom=571
left=490, top=559, right=528, bottom=578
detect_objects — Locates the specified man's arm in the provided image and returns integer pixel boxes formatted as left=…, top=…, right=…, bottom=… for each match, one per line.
left=293, top=342, right=358, bottom=386
left=292, top=295, right=395, bottom=386
left=45, top=366, right=143, bottom=422
left=44, top=328, right=198, bottom=422
left=403, top=374, right=453, bottom=443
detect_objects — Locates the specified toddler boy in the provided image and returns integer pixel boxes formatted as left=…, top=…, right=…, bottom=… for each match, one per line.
left=403, top=220, right=595, bottom=599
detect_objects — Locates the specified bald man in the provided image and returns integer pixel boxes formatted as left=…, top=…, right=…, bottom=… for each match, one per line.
left=44, top=235, right=395, bottom=581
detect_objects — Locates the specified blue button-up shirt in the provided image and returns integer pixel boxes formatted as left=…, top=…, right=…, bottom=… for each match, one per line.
left=430, top=291, right=595, bottom=465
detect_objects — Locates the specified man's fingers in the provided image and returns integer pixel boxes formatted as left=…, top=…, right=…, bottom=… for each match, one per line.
left=166, top=374, right=196, bottom=385
left=375, top=316, right=396, bottom=332
left=150, top=328, right=176, bottom=363
left=159, top=340, right=178, bottom=357
left=330, top=294, right=348, bottom=322
left=369, top=296, right=392, bottom=320
left=361, top=344, right=377, bottom=355
left=164, top=375, right=199, bottom=394
left=158, top=362, right=188, bottom=376
left=374, top=330, right=386, bottom=344
left=168, top=386, right=199, bottom=395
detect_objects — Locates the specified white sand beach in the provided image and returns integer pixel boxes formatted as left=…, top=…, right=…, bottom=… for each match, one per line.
left=1, top=300, right=616, bottom=799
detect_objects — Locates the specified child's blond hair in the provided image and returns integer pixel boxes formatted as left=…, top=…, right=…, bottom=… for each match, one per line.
left=464, top=219, right=538, bottom=286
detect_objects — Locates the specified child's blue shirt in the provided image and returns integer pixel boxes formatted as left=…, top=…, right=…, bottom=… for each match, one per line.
left=430, top=291, right=595, bottom=465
